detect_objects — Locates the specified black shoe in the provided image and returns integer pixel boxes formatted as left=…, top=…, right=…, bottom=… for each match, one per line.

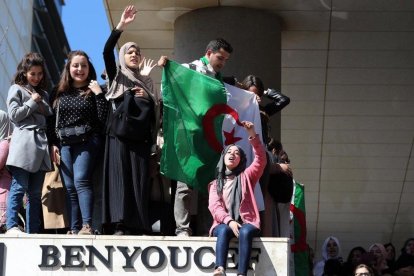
left=114, top=223, right=130, bottom=235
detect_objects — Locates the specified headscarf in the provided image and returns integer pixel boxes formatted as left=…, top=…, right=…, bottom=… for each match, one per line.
left=314, top=236, right=343, bottom=276
left=369, top=243, right=389, bottom=272
left=369, top=243, right=387, bottom=260
left=215, top=144, right=247, bottom=222
left=106, top=42, right=160, bottom=145
left=106, top=42, right=154, bottom=100
left=321, top=236, right=342, bottom=261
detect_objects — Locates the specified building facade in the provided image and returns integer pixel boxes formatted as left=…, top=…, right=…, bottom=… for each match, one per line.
left=0, top=0, right=69, bottom=110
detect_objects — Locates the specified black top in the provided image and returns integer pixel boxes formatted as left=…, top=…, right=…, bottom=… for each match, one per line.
left=260, top=89, right=290, bottom=145
left=261, top=89, right=290, bottom=117
left=48, top=88, right=108, bottom=145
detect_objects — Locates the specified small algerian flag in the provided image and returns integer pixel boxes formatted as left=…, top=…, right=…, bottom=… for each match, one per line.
left=160, top=60, right=262, bottom=191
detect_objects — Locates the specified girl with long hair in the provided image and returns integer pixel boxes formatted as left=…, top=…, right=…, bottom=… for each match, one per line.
left=6, top=52, right=53, bottom=233
left=50, top=50, right=108, bottom=234
left=208, top=121, right=267, bottom=276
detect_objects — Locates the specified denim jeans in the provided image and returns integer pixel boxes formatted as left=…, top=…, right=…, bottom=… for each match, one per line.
left=213, top=223, right=260, bottom=275
left=6, top=166, right=45, bottom=233
left=60, top=135, right=101, bottom=231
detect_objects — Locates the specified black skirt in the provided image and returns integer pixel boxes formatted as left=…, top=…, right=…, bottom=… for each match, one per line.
left=102, top=133, right=151, bottom=233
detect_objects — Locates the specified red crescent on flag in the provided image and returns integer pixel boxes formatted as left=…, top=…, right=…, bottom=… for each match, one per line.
left=202, top=104, right=243, bottom=153
left=290, top=204, right=308, bottom=252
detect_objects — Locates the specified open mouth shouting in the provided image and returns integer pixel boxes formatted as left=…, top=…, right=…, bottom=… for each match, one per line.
left=224, top=146, right=241, bottom=170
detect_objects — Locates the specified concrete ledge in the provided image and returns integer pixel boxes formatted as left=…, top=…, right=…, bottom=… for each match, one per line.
left=0, top=234, right=289, bottom=275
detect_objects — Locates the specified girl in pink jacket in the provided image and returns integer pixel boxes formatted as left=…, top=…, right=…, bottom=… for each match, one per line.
left=208, top=121, right=267, bottom=276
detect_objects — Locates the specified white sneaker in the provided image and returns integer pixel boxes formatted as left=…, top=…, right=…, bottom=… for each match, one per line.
left=5, top=226, right=24, bottom=234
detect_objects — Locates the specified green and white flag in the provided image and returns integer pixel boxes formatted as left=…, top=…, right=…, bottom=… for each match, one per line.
left=160, top=60, right=261, bottom=191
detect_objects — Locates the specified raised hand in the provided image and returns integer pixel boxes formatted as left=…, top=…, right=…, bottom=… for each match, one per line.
left=157, top=55, right=168, bottom=67
left=117, top=5, right=137, bottom=30
left=139, top=57, right=157, bottom=76
left=241, top=121, right=256, bottom=137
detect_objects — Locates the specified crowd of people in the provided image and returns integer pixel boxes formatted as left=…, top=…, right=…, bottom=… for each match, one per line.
left=1, top=4, right=412, bottom=276
left=311, top=236, right=414, bottom=276
left=0, top=5, right=294, bottom=276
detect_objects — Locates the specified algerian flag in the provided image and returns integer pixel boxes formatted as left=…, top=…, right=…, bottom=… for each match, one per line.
left=290, top=180, right=310, bottom=276
left=223, top=83, right=262, bottom=166
left=161, top=60, right=262, bottom=192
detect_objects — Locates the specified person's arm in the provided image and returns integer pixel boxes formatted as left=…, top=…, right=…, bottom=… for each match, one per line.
left=103, top=5, right=137, bottom=84
left=103, top=29, right=122, bottom=85
left=0, top=140, right=9, bottom=170
left=270, top=163, right=293, bottom=177
left=87, top=80, right=108, bottom=132
left=45, top=89, right=60, bottom=164
left=95, top=94, right=109, bottom=125
left=7, top=85, right=39, bottom=123
left=242, top=122, right=267, bottom=186
left=208, top=182, right=233, bottom=226
left=262, top=88, right=290, bottom=116
left=46, top=89, right=59, bottom=143
left=0, top=111, right=10, bottom=140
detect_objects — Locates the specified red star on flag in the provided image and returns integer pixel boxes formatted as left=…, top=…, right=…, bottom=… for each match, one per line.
left=223, top=127, right=242, bottom=146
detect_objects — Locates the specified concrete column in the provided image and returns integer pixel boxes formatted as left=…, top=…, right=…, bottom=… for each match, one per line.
left=174, top=7, right=282, bottom=236
left=174, top=5, right=282, bottom=143
left=174, top=6, right=281, bottom=91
